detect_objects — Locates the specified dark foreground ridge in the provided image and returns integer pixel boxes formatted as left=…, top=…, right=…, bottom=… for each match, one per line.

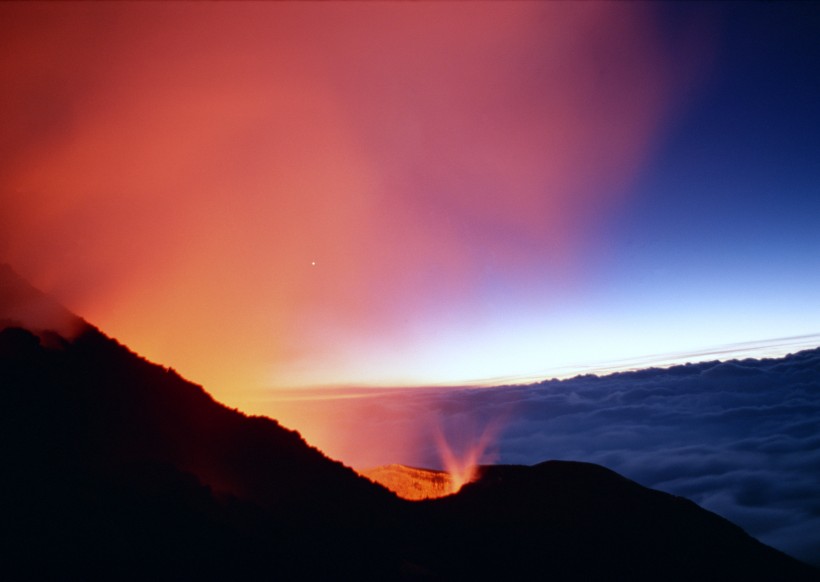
left=1, top=265, right=817, bottom=581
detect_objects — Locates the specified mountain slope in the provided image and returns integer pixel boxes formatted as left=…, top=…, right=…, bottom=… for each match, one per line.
left=0, top=266, right=401, bottom=579
left=406, top=461, right=818, bottom=580
left=1, top=264, right=817, bottom=580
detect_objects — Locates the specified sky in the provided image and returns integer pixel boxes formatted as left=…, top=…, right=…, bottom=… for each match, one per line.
left=1, top=2, right=819, bottom=404
left=2, top=1, right=819, bottom=567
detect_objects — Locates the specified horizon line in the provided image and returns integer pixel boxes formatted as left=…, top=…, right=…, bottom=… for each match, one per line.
left=258, top=332, right=820, bottom=400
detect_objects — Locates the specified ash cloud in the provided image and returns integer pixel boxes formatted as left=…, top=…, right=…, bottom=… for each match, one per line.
left=0, top=2, right=708, bottom=393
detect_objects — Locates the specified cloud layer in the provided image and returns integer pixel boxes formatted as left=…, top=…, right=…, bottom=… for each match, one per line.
left=264, top=347, right=820, bottom=566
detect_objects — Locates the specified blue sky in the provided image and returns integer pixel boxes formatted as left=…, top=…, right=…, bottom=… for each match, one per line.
left=564, top=1, right=820, bottom=377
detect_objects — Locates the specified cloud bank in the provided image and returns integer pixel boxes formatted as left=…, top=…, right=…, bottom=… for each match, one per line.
left=263, top=347, right=820, bottom=566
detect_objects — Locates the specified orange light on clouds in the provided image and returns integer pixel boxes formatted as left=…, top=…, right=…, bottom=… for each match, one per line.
left=0, top=3, right=707, bottom=408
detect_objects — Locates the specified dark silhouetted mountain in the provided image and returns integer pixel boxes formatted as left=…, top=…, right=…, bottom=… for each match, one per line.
left=1, top=264, right=817, bottom=580
left=0, top=265, right=400, bottom=579
left=408, top=461, right=819, bottom=580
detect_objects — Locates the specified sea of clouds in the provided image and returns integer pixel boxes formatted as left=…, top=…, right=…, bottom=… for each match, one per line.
left=269, top=347, right=820, bottom=566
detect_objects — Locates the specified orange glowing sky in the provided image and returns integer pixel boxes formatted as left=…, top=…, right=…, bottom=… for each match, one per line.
left=2, top=2, right=715, bottom=406
left=6, top=4, right=820, bottom=563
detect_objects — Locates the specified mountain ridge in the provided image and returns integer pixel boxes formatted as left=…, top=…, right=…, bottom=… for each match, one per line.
left=1, top=264, right=817, bottom=580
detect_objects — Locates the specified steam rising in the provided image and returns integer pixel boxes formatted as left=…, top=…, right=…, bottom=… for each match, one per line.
left=435, top=420, right=502, bottom=494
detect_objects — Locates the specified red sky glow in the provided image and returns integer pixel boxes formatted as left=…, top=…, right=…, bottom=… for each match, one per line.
left=2, top=2, right=706, bottom=404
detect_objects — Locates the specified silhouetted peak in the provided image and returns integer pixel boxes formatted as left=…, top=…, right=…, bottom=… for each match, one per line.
left=0, top=264, right=86, bottom=338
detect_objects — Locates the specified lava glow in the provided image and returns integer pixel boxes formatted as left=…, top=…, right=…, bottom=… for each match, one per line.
left=358, top=465, right=454, bottom=501
left=355, top=417, right=502, bottom=500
